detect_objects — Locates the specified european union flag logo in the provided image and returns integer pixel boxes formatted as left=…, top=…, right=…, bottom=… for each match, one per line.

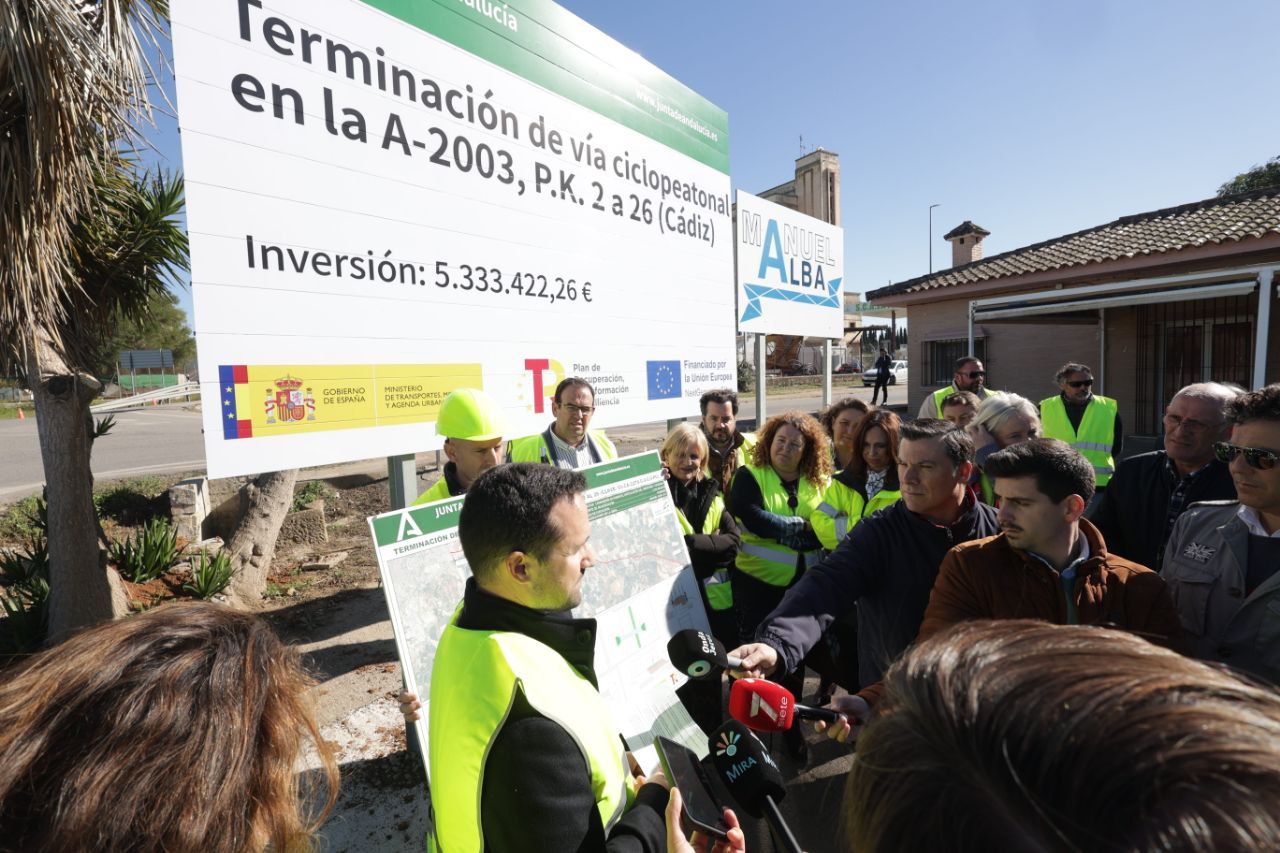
left=646, top=360, right=682, bottom=400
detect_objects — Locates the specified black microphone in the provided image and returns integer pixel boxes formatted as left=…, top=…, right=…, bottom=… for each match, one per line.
left=707, top=720, right=804, bottom=853
left=667, top=629, right=742, bottom=680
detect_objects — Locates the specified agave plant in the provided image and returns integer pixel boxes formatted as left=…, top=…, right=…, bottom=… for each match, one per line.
left=110, top=517, right=181, bottom=584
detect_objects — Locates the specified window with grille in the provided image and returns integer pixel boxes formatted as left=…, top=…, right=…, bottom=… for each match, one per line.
left=922, top=338, right=987, bottom=385
left=1134, top=292, right=1254, bottom=434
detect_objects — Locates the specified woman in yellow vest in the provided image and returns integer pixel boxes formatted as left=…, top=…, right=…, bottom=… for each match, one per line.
left=813, top=409, right=904, bottom=550
left=662, top=423, right=740, bottom=641
left=662, top=423, right=741, bottom=734
left=729, top=412, right=831, bottom=758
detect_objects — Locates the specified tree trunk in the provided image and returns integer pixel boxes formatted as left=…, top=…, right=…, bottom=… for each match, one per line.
left=26, top=331, right=129, bottom=640
left=223, top=469, right=299, bottom=608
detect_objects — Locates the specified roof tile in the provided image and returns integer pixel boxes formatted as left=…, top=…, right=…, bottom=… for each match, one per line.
left=870, top=189, right=1280, bottom=300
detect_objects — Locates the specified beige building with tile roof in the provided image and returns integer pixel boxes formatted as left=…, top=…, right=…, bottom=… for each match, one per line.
left=868, top=189, right=1280, bottom=443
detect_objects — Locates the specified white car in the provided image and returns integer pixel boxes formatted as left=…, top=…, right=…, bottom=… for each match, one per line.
left=862, top=360, right=908, bottom=386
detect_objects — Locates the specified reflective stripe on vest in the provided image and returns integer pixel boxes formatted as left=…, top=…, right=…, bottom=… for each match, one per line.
left=428, top=616, right=631, bottom=852
left=675, top=494, right=733, bottom=610
left=815, top=500, right=850, bottom=544
left=734, top=465, right=825, bottom=586
left=1039, top=395, right=1118, bottom=486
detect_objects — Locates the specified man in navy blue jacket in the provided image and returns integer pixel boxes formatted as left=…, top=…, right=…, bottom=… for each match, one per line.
left=732, top=420, right=999, bottom=712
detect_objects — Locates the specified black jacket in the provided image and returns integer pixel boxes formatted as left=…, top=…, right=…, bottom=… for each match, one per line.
left=756, top=493, right=999, bottom=688
left=667, top=477, right=740, bottom=579
left=455, top=580, right=668, bottom=853
left=1089, top=450, right=1236, bottom=570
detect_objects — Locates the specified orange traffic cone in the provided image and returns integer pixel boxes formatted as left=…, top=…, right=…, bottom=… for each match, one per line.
left=17, top=407, right=25, bottom=420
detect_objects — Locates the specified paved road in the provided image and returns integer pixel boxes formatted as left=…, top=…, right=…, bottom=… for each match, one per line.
left=0, top=382, right=907, bottom=503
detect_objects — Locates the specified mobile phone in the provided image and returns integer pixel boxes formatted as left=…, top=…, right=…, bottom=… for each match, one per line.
left=653, top=736, right=729, bottom=841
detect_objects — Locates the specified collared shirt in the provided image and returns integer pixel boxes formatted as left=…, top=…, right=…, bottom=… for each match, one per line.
left=1238, top=504, right=1280, bottom=539
left=1026, top=534, right=1092, bottom=625
left=548, top=428, right=594, bottom=471
left=1165, top=457, right=1213, bottom=542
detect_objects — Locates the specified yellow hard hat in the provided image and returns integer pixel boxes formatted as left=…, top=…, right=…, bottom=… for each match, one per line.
left=436, top=388, right=508, bottom=441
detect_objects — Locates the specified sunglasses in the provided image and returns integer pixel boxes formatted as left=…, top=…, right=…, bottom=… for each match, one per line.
left=964, top=371, right=986, bottom=379
left=1214, top=441, right=1280, bottom=471
left=1067, top=379, right=1094, bottom=389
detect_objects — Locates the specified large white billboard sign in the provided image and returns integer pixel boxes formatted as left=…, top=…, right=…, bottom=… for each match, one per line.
left=172, top=0, right=735, bottom=478
left=735, top=190, right=844, bottom=338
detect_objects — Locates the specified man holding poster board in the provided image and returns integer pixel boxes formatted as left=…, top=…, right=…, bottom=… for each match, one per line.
left=426, top=463, right=669, bottom=851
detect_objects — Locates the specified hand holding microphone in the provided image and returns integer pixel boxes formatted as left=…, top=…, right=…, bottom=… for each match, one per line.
left=667, top=630, right=743, bottom=680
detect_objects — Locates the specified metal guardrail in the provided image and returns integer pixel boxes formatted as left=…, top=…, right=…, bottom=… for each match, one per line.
left=91, top=382, right=201, bottom=412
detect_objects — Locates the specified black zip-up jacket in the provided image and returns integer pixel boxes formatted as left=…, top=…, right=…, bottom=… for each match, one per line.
left=755, top=493, right=999, bottom=688
left=667, top=477, right=740, bottom=578
left=1089, top=450, right=1236, bottom=570
left=453, top=580, right=668, bottom=853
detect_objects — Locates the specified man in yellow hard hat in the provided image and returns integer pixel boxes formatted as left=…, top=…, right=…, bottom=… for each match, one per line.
left=414, top=387, right=509, bottom=505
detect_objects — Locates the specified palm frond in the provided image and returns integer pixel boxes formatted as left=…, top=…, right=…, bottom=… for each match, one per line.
left=0, top=0, right=171, bottom=373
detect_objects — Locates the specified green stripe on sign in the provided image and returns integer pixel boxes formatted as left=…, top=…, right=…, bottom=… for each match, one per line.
left=370, top=497, right=465, bottom=545
left=359, top=0, right=730, bottom=172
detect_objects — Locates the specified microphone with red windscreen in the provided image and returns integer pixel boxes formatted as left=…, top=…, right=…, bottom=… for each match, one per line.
left=728, top=678, right=842, bottom=733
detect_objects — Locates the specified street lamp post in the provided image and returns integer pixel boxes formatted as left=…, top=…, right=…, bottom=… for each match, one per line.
left=929, top=203, right=940, bottom=273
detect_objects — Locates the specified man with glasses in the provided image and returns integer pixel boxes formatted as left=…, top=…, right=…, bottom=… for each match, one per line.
left=1162, top=384, right=1280, bottom=684
left=1039, top=363, right=1122, bottom=493
left=1091, top=383, right=1237, bottom=569
left=508, top=377, right=618, bottom=469
left=919, top=356, right=996, bottom=419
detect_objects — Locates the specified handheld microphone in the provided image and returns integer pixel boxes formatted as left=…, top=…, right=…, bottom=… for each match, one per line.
left=728, top=678, right=842, bottom=732
left=708, top=720, right=803, bottom=853
left=667, top=629, right=742, bottom=680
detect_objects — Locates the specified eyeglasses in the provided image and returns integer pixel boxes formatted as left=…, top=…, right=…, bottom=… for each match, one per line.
left=562, top=404, right=595, bottom=415
left=1215, top=441, right=1279, bottom=470
left=1067, top=379, right=1094, bottom=389
left=1163, top=413, right=1223, bottom=434
left=964, top=371, right=986, bottom=379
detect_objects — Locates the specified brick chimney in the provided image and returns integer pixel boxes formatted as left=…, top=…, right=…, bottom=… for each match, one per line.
left=943, top=221, right=991, bottom=268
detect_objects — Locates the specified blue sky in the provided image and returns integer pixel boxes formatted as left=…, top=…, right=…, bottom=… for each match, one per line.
left=149, top=0, right=1279, bottom=320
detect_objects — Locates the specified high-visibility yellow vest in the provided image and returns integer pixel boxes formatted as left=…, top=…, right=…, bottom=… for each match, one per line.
left=675, top=493, right=732, bottom=611
left=413, top=475, right=455, bottom=506
left=812, top=479, right=902, bottom=550
left=733, top=464, right=825, bottom=587
left=428, top=613, right=633, bottom=852
left=1039, top=395, right=1118, bottom=487
left=929, top=384, right=995, bottom=418
left=507, top=427, right=617, bottom=467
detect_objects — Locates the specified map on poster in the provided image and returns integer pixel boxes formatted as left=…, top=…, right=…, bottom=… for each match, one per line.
left=171, top=0, right=736, bottom=478
left=369, top=452, right=711, bottom=778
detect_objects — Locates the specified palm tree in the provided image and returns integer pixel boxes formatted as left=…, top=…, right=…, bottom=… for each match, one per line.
left=2, top=1, right=181, bottom=636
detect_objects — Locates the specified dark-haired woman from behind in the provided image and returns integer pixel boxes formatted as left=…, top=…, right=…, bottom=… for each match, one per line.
left=0, top=601, right=338, bottom=852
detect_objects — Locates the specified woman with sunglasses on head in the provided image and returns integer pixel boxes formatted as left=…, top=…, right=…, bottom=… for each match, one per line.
left=1039, top=363, right=1123, bottom=504
left=1163, top=383, right=1280, bottom=685
left=729, top=411, right=832, bottom=759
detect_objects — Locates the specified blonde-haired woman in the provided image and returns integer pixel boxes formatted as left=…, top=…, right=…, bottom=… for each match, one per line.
left=969, top=392, right=1041, bottom=504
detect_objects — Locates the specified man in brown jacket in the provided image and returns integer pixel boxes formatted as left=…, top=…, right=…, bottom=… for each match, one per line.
left=917, top=438, right=1182, bottom=648
left=820, top=438, right=1181, bottom=742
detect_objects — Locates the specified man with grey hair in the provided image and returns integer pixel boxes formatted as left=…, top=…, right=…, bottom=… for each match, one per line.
left=1090, top=382, right=1238, bottom=569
